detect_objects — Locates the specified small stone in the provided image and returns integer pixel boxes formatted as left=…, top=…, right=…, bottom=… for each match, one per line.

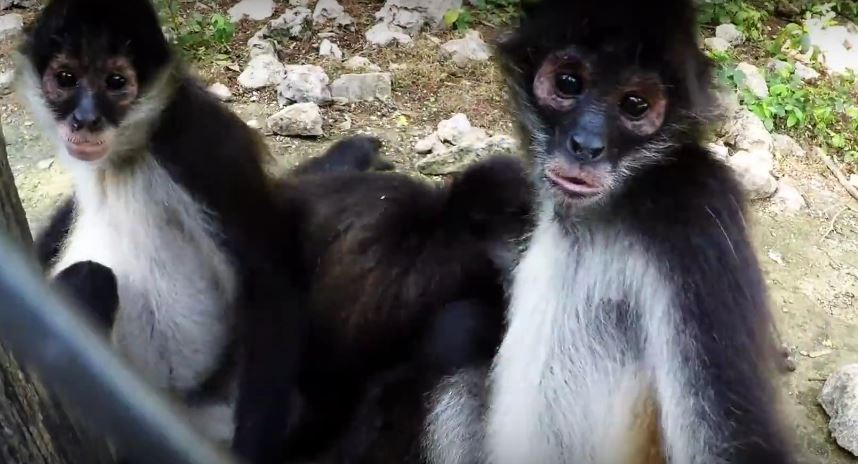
left=819, top=364, right=858, bottom=456
left=312, top=0, right=354, bottom=28
left=722, top=108, right=773, bottom=154
left=36, top=159, right=54, bottom=170
left=729, top=150, right=778, bottom=200
left=247, top=31, right=276, bottom=58
left=0, top=70, right=13, bottom=95
left=704, top=37, right=731, bottom=53
left=794, top=62, right=820, bottom=82
left=772, top=133, right=806, bottom=159
left=228, top=0, right=275, bottom=23
left=767, top=250, right=785, bottom=265
left=707, top=142, right=729, bottom=161
left=766, top=58, right=791, bottom=75
left=373, top=0, right=460, bottom=35
left=278, top=64, right=332, bottom=106
left=417, top=134, right=518, bottom=176
left=415, top=132, right=441, bottom=154
left=735, top=62, right=768, bottom=99
left=716, top=23, right=744, bottom=45
left=267, top=102, right=323, bottom=137
left=330, top=73, right=392, bottom=102
left=343, top=56, right=382, bottom=72
left=436, top=113, right=472, bottom=145
left=319, top=39, right=343, bottom=60
left=440, top=30, right=492, bottom=66
left=0, top=13, right=23, bottom=40
left=289, top=0, right=310, bottom=6
left=238, top=54, right=285, bottom=89
left=246, top=119, right=261, bottom=129
left=389, top=63, right=408, bottom=71
left=265, top=7, right=312, bottom=40
left=365, top=22, right=412, bottom=47
left=207, top=82, right=233, bottom=102
left=714, top=86, right=740, bottom=116
left=771, top=180, right=806, bottom=214
left=0, top=0, right=39, bottom=9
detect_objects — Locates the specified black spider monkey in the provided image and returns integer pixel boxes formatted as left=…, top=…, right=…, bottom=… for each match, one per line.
left=232, top=136, right=534, bottom=463
left=421, top=0, right=797, bottom=463
left=19, top=0, right=304, bottom=453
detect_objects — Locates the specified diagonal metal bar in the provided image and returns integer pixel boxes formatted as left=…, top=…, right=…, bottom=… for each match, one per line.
left=0, top=233, right=237, bottom=464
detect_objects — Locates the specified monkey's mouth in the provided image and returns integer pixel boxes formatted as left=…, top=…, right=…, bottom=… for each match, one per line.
left=545, top=161, right=605, bottom=197
left=60, top=126, right=111, bottom=161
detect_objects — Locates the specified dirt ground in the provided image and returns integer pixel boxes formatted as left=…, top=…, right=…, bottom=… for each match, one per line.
left=2, top=5, right=858, bottom=463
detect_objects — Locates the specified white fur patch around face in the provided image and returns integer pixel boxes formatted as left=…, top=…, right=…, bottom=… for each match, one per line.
left=52, top=157, right=237, bottom=394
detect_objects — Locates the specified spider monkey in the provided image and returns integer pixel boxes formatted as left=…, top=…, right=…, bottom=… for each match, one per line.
left=421, top=0, right=798, bottom=463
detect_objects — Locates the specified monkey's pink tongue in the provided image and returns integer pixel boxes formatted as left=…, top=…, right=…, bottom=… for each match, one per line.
left=546, top=163, right=603, bottom=196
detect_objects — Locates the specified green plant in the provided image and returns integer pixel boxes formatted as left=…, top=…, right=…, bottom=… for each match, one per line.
left=443, top=7, right=473, bottom=30
left=155, top=0, right=235, bottom=63
left=698, top=0, right=770, bottom=42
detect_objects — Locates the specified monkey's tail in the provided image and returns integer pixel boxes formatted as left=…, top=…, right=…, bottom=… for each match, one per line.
left=291, top=135, right=394, bottom=176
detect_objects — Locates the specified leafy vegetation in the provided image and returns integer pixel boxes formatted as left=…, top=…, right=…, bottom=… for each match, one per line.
left=698, top=0, right=771, bottom=41
left=155, top=0, right=235, bottom=63
left=445, top=0, right=523, bottom=30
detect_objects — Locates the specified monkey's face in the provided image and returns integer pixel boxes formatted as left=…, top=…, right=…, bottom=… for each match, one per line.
left=40, top=53, right=139, bottom=163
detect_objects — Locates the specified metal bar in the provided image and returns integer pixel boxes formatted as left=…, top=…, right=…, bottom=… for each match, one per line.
left=0, top=233, right=237, bottom=464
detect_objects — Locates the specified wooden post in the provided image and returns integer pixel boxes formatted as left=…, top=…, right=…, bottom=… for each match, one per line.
left=0, top=123, right=112, bottom=464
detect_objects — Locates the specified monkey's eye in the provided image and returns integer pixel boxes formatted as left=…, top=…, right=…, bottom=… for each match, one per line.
left=106, top=74, right=127, bottom=91
left=55, top=70, right=77, bottom=89
left=620, top=94, right=649, bottom=119
left=555, top=72, right=583, bottom=98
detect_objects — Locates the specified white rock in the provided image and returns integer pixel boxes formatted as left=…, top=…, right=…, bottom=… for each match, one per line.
left=766, top=58, right=791, bottom=75
left=715, top=23, right=744, bottom=45
left=36, top=159, right=54, bottom=170
left=415, top=132, right=441, bottom=154
left=0, top=13, right=22, bottom=40
left=266, top=7, right=312, bottom=39
left=735, top=62, right=768, bottom=99
left=374, top=0, right=462, bottom=35
left=289, top=0, right=310, bottom=6
left=707, top=142, right=729, bottom=161
left=703, top=37, right=731, bottom=53
left=207, top=82, right=233, bottom=102
left=417, top=134, right=518, bottom=175
left=0, top=69, right=13, bottom=95
left=849, top=174, right=858, bottom=190
left=267, top=103, right=323, bottom=136
left=330, top=73, right=392, bottom=102
left=228, top=0, right=275, bottom=22
left=365, top=22, right=412, bottom=46
left=771, top=180, right=806, bottom=213
left=247, top=30, right=276, bottom=58
left=820, top=364, right=858, bottom=456
left=278, top=64, right=332, bottom=106
left=729, top=150, right=778, bottom=200
left=722, top=108, right=773, bottom=154
left=436, top=113, right=472, bottom=145
left=805, top=18, right=858, bottom=75
left=343, top=56, right=382, bottom=72
left=319, top=39, right=343, bottom=60
left=0, top=0, right=39, bottom=9
left=246, top=119, right=261, bottom=129
left=440, top=30, right=492, bottom=66
left=772, top=133, right=806, bottom=158
left=238, top=54, right=285, bottom=89
left=312, top=0, right=354, bottom=28
left=714, top=86, right=740, bottom=116
left=794, top=62, right=820, bottom=82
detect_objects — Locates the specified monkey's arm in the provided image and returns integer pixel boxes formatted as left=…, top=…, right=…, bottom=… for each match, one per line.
left=52, top=261, right=119, bottom=331
left=35, top=197, right=75, bottom=269
left=291, top=135, right=392, bottom=176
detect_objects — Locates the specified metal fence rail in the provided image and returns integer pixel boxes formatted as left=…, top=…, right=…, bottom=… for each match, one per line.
left=0, top=233, right=237, bottom=464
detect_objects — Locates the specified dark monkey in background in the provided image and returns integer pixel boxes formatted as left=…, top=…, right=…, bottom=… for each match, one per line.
left=423, top=0, right=797, bottom=463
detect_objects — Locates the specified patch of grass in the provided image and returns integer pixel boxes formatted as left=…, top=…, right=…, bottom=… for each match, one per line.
left=156, top=0, right=235, bottom=64
left=444, top=0, right=524, bottom=30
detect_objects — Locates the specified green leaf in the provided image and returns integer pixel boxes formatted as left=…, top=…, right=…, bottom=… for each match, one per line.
left=443, top=9, right=461, bottom=27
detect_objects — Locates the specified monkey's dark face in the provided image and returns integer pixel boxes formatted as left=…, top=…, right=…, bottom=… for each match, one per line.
left=41, top=52, right=139, bottom=162
left=530, top=45, right=670, bottom=207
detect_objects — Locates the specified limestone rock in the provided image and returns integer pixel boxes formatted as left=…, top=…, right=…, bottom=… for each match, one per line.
left=374, top=0, right=462, bottom=36
left=247, top=30, right=277, bottom=58
left=440, top=30, right=492, bottom=66
left=312, top=0, right=354, bottom=28
left=238, top=54, right=285, bottom=89
left=415, top=132, right=441, bottom=154
left=436, top=113, right=473, bottom=145
left=268, top=102, right=323, bottom=137
left=319, top=39, right=343, bottom=60
left=0, top=0, right=39, bottom=9
left=805, top=17, right=858, bottom=75
left=771, top=180, right=806, bottom=214
left=849, top=174, right=858, bottom=190
left=330, top=73, right=392, bottom=102
left=207, top=82, right=233, bottom=102
left=417, top=135, right=518, bottom=175
left=278, top=64, right=332, bottom=106
left=228, top=0, right=275, bottom=22
left=728, top=150, right=777, bottom=200
left=365, top=22, right=412, bottom=47
left=0, top=13, right=22, bottom=40
left=266, top=7, right=312, bottom=40
left=723, top=108, right=773, bottom=154
left=735, top=62, right=768, bottom=99
left=820, top=364, right=858, bottom=456
left=343, top=56, right=382, bottom=72
left=715, top=23, right=744, bottom=45
left=0, top=69, right=13, bottom=95
left=707, top=142, right=729, bottom=161
left=772, top=133, right=806, bottom=159
left=766, top=58, right=791, bottom=75
left=704, top=37, right=731, bottom=53
left=794, top=62, right=820, bottom=82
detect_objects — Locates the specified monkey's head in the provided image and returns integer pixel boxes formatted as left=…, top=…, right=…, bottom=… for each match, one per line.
left=17, top=0, right=171, bottom=165
left=498, top=0, right=714, bottom=212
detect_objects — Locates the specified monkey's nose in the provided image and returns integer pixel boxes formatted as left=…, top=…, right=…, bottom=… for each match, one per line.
left=569, top=134, right=605, bottom=161
left=71, top=111, right=104, bottom=132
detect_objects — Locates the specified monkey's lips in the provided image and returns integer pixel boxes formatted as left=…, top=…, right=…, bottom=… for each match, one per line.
left=60, top=127, right=110, bottom=161
left=545, top=161, right=606, bottom=197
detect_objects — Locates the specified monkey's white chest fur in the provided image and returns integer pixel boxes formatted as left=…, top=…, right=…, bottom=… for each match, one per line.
left=486, top=216, right=673, bottom=464
left=53, top=157, right=237, bottom=394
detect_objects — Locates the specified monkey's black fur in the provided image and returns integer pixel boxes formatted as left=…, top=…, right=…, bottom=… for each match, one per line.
left=232, top=138, right=532, bottom=463
left=52, top=261, right=119, bottom=329
left=290, top=136, right=394, bottom=176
